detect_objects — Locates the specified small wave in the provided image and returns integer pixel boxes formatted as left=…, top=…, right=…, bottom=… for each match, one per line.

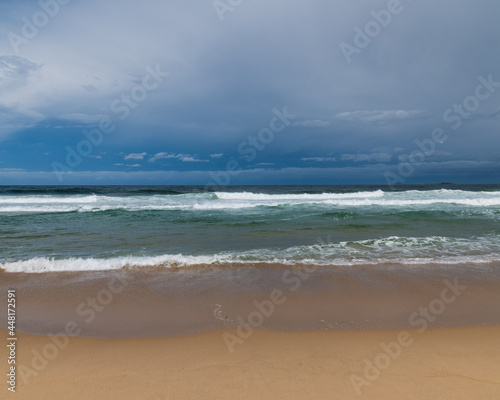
left=2, top=235, right=499, bottom=273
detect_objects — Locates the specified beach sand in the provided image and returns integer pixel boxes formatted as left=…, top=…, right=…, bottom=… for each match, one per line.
left=2, top=264, right=500, bottom=399
left=2, top=264, right=500, bottom=337
left=1, top=327, right=500, bottom=400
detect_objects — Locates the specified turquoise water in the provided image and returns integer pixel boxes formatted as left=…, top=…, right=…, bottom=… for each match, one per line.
left=1, top=184, right=499, bottom=272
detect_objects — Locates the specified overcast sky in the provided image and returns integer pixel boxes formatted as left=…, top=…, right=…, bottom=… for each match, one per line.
left=0, top=0, right=499, bottom=185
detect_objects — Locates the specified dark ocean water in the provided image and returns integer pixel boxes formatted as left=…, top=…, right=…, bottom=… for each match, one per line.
left=1, top=184, right=499, bottom=272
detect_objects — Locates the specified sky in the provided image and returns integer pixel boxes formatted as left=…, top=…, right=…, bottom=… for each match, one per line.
left=0, top=0, right=499, bottom=185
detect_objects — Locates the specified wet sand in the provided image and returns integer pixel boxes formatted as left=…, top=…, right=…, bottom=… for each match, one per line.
left=1, top=263, right=499, bottom=337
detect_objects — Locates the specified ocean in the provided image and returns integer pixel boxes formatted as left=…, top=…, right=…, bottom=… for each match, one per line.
left=1, top=184, right=500, bottom=273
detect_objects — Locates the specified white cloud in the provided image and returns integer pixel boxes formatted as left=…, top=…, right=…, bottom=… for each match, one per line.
left=335, top=110, right=425, bottom=124
left=114, top=163, right=140, bottom=167
left=210, top=153, right=224, bottom=158
left=150, top=152, right=208, bottom=162
left=0, top=168, right=25, bottom=172
left=292, top=120, right=330, bottom=127
left=301, top=157, right=336, bottom=162
left=124, top=152, right=147, bottom=160
left=0, top=55, right=41, bottom=82
left=58, top=113, right=108, bottom=124
left=149, top=152, right=170, bottom=162
left=341, top=153, right=392, bottom=163
left=179, top=156, right=208, bottom=162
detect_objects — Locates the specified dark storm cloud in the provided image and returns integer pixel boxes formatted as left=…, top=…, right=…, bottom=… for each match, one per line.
left=0, top=0, right=499, bottom=183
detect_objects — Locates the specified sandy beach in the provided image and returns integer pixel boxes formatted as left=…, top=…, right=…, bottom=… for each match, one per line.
left=2, top=264, right=500, bottom=338
left=2, top=262, right=500, bottom=399
left=2, top=326, right=500, bottom=400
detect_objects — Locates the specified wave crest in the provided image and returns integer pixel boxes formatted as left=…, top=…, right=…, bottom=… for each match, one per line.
left=1, top=189, right=499, bottom=214
left=2, top=235, right=499, bottom=273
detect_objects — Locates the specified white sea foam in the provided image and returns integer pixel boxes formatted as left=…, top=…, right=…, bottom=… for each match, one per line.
left=0, top=195, right=98, bottom=204
left=213, top=190, right=385, bottom=200
left=2, top=235, right=499, bottom=273
left=0, top=189, right=499, bottom=214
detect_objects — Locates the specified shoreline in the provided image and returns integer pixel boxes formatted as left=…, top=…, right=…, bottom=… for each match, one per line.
left=0, top=264, right=500, bottom=338
left=2, top=262, right=500, bottom=338
left=1, top=327, right=499, bottom=399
